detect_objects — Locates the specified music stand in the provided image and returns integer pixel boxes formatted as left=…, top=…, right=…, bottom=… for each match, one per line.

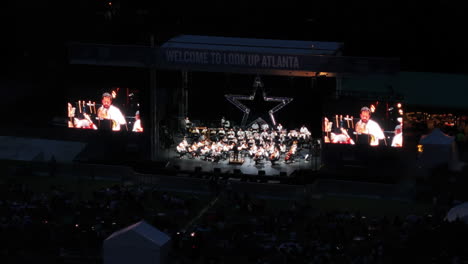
left=355, top=134, right=370, bottom=145
left=98, top=119, right=113, bottom=131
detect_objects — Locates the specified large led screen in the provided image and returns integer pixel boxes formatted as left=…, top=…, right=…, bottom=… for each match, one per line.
left=67, top=87, right=143, bottom=133
left=322, top=99, right=404, bottom=147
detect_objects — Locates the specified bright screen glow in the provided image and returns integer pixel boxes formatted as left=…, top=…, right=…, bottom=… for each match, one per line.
left=322, top=100, right=404, bottom=147
left=67, top=87, right=143, bottom=133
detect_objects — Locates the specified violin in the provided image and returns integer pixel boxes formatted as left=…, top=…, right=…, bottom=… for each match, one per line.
left=270, top=151, right=279, bottom=160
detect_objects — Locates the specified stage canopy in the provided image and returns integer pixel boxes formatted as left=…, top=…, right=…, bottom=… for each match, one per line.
left=68, top=35, right=399, bottom=76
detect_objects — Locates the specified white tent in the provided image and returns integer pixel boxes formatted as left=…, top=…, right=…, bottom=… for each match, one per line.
left=446, top=202, right=468, bottom=223
left=103, top=220, right=171, bottom=264
left=417, top=128, right=464, bottom=171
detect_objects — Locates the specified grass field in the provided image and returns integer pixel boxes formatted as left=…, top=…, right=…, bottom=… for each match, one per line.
left=1, top=159, right=433, bottom=221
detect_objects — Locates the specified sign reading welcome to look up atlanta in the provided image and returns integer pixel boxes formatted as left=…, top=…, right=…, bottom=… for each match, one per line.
left=161, top=48, right=301, bottom=70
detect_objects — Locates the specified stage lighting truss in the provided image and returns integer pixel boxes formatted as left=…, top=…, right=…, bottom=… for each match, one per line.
left=225, top=85, right=293, bottom=128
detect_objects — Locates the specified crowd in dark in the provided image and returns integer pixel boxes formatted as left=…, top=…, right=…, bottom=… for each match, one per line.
left=0, top=179, right=204, bottom=263
left=172, top=180, right=468, bottom=264
left=2, top=164, right=468, bottom=264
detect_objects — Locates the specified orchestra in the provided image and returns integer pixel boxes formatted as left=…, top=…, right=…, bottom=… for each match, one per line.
left=174, top=123, right=313, bottom=165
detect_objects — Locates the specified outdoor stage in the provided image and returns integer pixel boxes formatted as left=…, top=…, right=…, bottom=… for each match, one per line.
left=159, top=144, right=320, bottom=178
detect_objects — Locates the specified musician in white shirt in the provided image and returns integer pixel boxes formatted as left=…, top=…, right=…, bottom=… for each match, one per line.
left=97, top=92, right=127, bottom=131
left=132, top=111, right=143, bottom=132
left=391, top=125, right=403, bottom=147
left=276, top=123, right=283, bottom=132
left=299, top=125, right=311, bottom=139
left=251, top=122, right=259, bottom=131
left=355, top=106, right=385, bottom=146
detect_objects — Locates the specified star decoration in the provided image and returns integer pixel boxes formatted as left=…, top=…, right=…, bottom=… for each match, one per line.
left=225, top=86, right=293, bottom=128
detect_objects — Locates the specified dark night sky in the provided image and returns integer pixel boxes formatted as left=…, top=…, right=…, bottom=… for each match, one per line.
left=9, top=1, right=468, bottom=73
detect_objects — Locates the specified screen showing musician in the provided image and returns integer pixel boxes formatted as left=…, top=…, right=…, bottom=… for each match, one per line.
left=322, top=101, right=404, bottom=147
left=67, top=88, right=143, bottom=133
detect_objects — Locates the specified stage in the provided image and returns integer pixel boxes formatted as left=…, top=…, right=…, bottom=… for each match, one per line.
left=159, top=144, right=320, bottom=177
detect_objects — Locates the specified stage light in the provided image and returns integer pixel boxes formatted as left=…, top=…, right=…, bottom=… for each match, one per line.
left=190, top=232, right=196, bottom=237
left=370, top=105, right=375, bottom=113
left=397, top=103, right=402, bottom=108
left=417, top=144, right=424, bottom=153
left=399, top=109, right=404, bottom=115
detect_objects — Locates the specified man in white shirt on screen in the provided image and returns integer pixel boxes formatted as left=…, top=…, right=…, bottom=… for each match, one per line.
left=97, top=92, right=127, bottom=131
left=354, top=106, right=385, bottom=146
left=391, top=125, right=403, bottom=147
left=132, top=111, right=143, bottom=132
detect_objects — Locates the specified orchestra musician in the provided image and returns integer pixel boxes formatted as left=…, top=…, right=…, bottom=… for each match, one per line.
left=132, top=111, right=143, bottom=132
left=391, top=125, right=403, bottom=147
left=176, top=137, right=189, bottom=158
left=269, top=147, right=281, bottom=165
left=238, top=140, right=249, bottom=157
left=276, top=123, right=283, bottom=132
left=218, top=127, right=226, bottom=137
left=74, top=112, right=98, bottom=130
left=299, top=125, right=311, bottom=140
left=248, top=143, right=258, bottom=158
left=251, top=122, right=260, bottom=132
left=67, top=102, right=76, bottom=128
left=288, top=129, right=299, bottom=142
left=279, top=142, right=287, bottom=155
left=221, top=116, right=226, bottom=128
left=285, top=141, right=298, bottom=163
left=237, top=128, right=245, bottom=140
left=254, top=145, right=266, bottom=165
left=330, top=127, right=355, bottom=144
left=260, top=129, right=270, bottom=140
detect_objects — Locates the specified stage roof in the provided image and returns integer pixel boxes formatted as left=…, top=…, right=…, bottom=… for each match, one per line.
left=68, top=35, right=399, bottom=76
left=160, top=35, right=344, bottom=56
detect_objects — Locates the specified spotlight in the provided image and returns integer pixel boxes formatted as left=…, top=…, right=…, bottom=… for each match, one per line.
left=397, top=103, right=402, bottom=108
left=417, top=144, right=424, bottom=153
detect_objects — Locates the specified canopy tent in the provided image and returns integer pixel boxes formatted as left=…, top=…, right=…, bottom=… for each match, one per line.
left=417, top=128, right=465, bottom=171
left=446, top=202, right=468, bottom=223
left=103, top=220, right=171, bottom=264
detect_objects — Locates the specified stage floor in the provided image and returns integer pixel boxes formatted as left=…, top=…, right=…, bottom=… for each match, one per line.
left=159, top=147, right=320, bottom=177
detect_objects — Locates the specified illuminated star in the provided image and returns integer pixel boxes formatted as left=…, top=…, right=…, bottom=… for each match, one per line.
left=225, top=86, right=293, bottom=128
